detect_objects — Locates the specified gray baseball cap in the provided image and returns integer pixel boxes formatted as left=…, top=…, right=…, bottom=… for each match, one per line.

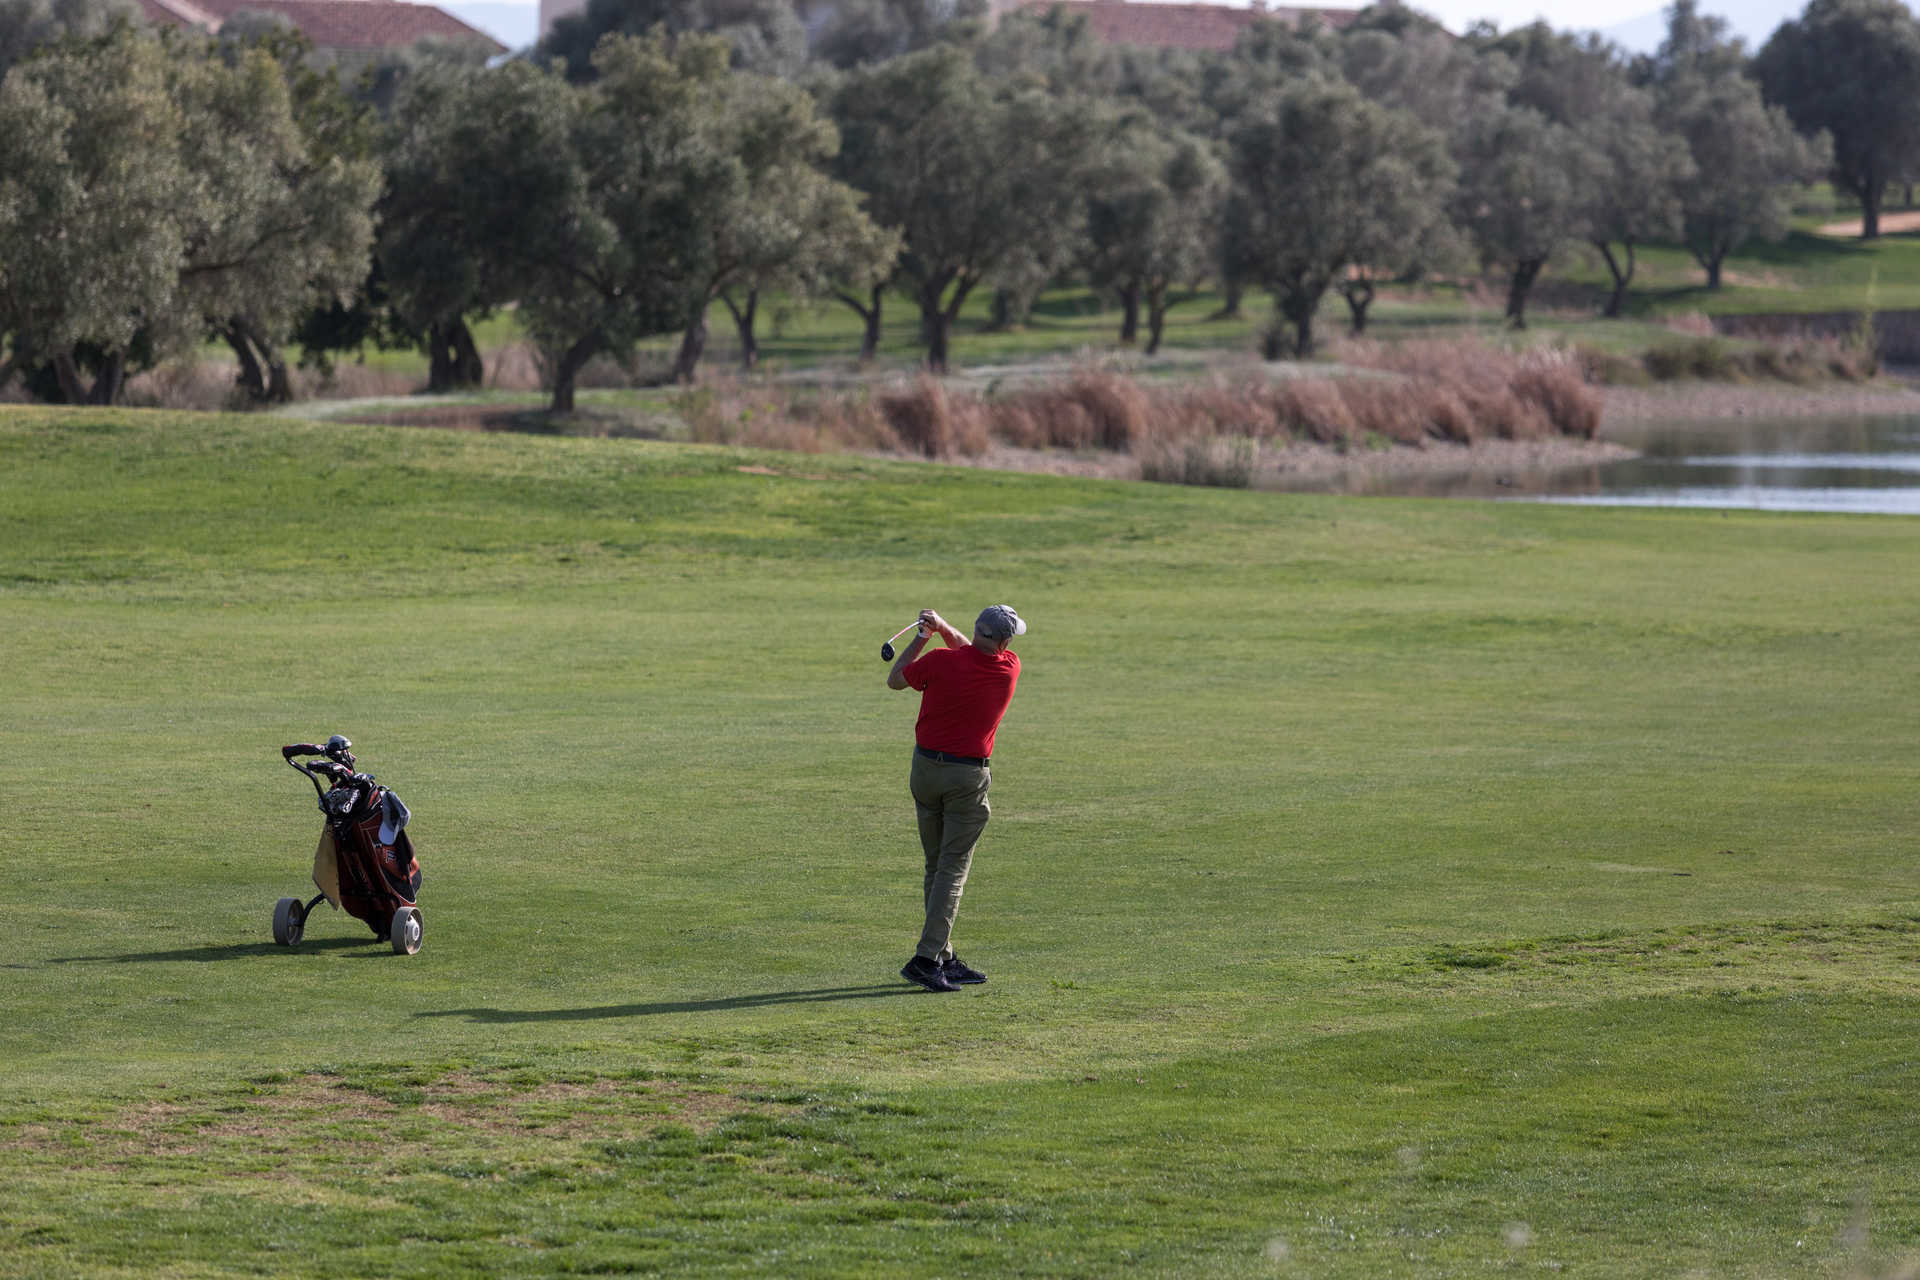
left=975, top=604, right=1027, bottom=640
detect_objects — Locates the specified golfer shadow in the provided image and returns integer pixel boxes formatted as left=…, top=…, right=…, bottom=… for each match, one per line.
left=51, top=937, right=378, bottom=964
left=417, top=984, right=922, bottom=1023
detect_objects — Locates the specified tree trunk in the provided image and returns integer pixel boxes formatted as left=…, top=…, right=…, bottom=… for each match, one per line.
left=1144, top=284, right=1168, bottom=356
left=225, top=317, right=292, bottom=404
left=1278, top=283, right=1319, bottom=358
left=1595, top=240, right=1636, bottom=319
left=225, top=322, right=268, bottom=401
left=1862, top=183, right=1881, bottom=240
left=426, top=320, right=484, bottom=393
left=834, top=284, right=885, bottom=363
left=428, top=328, right=453, bottom=392
left=860, top=285, right=883, bottom=362
left=1209, top=277, right=1244, bottom=322
left=919, top=272, right=969, bottom=374
left=1338, top=277, right=1374, bottom=336
left=87, top=350, right=125, bottom=404
left=722, top=289, right=759, bottom=371
left=673, top=307, right=708, bottom=384
left=1505, top=258, right=1546, bottom=329
left=549, top=331, right=601, bottom=414
left=923, top=303, right=952, bottom=374
left=51, top=351, right=85, bottom=403
left=1117, top=283, right=1140, bottom=344
left=449, top=320, right=484, bottom=387
left=988, top=288, right=1015, bottom=332
left=1705, top=251, right=1725, bottom=290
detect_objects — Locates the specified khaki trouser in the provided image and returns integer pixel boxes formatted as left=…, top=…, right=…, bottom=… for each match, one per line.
left=910, top=750, right=991, bottom=963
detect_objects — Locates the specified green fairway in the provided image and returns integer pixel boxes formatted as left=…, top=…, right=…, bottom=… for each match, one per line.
left=3, top=405, right=1919, bottom=1276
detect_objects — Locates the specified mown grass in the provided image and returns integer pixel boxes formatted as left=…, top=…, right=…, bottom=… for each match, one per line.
left=3, top=406, right=1919, bottom=1276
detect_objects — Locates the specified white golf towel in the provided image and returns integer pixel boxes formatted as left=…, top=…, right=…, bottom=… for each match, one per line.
left=379, top=790, right=411, bottom=846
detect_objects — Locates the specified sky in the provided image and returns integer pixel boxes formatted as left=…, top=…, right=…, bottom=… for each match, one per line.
left=1417, top=0, right=1808, bottom=50
left=439, top=0, right=1859, bottom=62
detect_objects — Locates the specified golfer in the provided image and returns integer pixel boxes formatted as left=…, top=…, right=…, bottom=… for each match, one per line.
left=887, top=604, right=1026, bottom=993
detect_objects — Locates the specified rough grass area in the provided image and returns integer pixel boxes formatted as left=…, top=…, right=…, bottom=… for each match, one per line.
left=3, top=407, right=1919, bottom=1276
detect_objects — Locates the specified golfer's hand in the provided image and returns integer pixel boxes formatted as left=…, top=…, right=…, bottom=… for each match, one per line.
left=921, top=610, right=961, bottom=647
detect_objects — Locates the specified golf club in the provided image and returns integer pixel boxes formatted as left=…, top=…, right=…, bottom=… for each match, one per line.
left=880, top=621, right=926, bottom=662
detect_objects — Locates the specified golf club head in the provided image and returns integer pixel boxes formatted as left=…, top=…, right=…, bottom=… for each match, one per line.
left=881, top=641, right=896, bottom=661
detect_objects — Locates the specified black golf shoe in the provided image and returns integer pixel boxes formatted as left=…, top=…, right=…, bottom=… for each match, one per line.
left=901, top=955, right=960, bottom=992
left=941, top=955, right=986, bottom=984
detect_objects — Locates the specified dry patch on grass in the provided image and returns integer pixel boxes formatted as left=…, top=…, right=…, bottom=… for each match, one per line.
left=1395, top=918, right=1920, bottom=991
left=1, top=1071, right=789, bottom=1166
left=1816, top=210, right=1920, bottom=237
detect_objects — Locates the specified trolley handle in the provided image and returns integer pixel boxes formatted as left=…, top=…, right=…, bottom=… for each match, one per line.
left=284, top=747, right=354, bottom=805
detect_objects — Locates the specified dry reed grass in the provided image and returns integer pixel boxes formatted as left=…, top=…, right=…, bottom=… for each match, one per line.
left=118, top=356, right=423, bottom=411
left=660, top=340, right=1610, bottom=486
left=1333, top=338, right=1601, bottom=441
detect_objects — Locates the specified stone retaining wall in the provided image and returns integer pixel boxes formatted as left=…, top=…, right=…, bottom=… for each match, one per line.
left=1710, top=309, right=1920, bottom=363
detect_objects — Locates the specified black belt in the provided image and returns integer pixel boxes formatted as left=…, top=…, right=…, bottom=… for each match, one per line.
left=917, top=745, right=989, bottom=767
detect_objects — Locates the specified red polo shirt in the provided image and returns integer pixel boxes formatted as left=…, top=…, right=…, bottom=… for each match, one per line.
left=905, top=644, right=1021, bottom=759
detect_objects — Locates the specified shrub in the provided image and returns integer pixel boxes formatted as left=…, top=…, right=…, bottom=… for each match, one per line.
left=1270, top=378, right=1360, bottom=446
left=878, top=377, right=989, bottom=458
left=1575, top=345, right=1651, bottom=387
left=1341, top=379, right=1429, bottom=446
left=1138, top=435, right=1257, bottom=488
left=1644, top=337, right=1739, bottom=381
left=1064, top=367, right=1154, bottom=452
left=1511, top=352, right=1601, bottom=440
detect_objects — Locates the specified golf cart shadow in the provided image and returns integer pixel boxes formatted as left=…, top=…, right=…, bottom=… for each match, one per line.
left=417, top=985, right=921, bottom=1023
left=52, top=936, right=389, bottom=965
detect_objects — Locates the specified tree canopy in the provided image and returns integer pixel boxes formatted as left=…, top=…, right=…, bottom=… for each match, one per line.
left=1755, top=0, right=1920, bottom=239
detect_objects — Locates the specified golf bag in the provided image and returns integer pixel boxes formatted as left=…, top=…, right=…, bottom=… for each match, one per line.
left=274, top=736, right=424, bottom=954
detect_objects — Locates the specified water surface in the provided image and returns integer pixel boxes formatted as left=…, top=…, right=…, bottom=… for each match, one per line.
left=1271, top=415, right=1920, bottom=515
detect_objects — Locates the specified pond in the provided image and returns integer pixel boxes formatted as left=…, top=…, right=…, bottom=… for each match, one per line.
left=1277, top=415, right=1920, bottom=516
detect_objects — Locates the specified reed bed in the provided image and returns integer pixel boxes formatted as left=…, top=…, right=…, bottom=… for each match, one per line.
left=684, top=339, right=1606, bottom=471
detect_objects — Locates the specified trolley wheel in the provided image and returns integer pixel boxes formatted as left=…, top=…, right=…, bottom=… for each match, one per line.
left=390, top=906, right=423, bottom=955
left=273, top=896, right=306, bottom=947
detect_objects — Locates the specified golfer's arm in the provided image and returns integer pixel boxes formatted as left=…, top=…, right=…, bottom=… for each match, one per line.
left=887, top=633, right=929, bottom=690
left=931, top=618, right=967, bottom=649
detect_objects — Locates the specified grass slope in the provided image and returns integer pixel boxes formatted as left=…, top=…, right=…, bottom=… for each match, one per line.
left=2, top=406, right=1919, bottom=1276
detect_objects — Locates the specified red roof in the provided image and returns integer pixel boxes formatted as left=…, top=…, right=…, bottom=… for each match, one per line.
left=1017, top=0, right=1358, bottom=51
left=140, top=0, right=504, bottom=54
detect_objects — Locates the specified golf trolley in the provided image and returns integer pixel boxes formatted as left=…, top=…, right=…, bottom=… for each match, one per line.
left=274, top=736, right=424, bottom=955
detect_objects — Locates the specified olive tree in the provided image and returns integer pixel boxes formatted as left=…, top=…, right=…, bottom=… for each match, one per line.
left=539, top=0, right=805, bottom=81
left=1580, top=82, right=1691, bottom=317
left=1228, top=75, right=1453, bottom=356
left=0, top=26, right=377, bottom=403
left=1450, top=103, right=1594, bottom=329
left=1755, top=0, right=1920, bottom=239
left=173, top=33, right=380, bottom=402
left=0, top=27, right=185, bottom=398
left=1083, top=119, right=1224, bottom=353
left=828, top=45, right=1097, bottom=372
left=1658, top=68, right=1829, bottom=288
left=524, top=34, right=732, bottom=411
left=667, top=68, right=896, bottom=380
left=0, top=0, right=133, bottom=82
left=379, top=57, right=572, bottom=392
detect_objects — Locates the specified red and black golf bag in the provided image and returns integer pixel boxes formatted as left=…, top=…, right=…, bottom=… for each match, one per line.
left=274, top=736, right=424, bottom=954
